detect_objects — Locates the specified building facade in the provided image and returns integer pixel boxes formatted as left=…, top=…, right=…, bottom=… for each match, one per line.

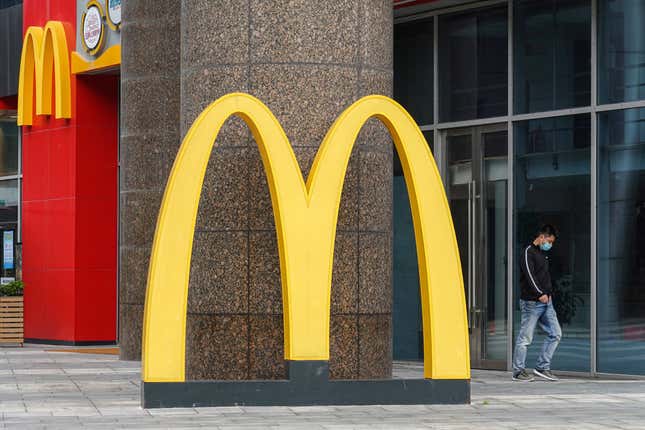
left=0, top=0, right=642, bottom=378
left=393, top=0, right=645, bottom=376
left=0, top=0, right=22, bottom=284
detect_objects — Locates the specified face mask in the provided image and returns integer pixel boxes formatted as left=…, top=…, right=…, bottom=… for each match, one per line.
left=540, top=242, right=552, bottom=252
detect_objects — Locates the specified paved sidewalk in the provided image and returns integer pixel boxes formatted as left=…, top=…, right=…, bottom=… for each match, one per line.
left=1, top=346, right=644, bottom=429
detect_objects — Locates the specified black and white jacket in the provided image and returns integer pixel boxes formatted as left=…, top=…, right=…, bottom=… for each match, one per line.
left=519, top=243, right=553, bottom=301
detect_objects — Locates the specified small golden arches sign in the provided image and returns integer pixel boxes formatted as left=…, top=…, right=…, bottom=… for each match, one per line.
left=142, top=93, right=470, bottom=382
left=17, top=21, right=72, bottom=126
left=17, top=20, right=123, bottom=122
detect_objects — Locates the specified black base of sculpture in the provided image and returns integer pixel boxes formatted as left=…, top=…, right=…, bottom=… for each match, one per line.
left=142, top=361, right=470, bottom=408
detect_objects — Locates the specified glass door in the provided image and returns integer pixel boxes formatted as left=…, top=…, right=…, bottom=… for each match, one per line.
left=445, top=125, right=508, bottom=370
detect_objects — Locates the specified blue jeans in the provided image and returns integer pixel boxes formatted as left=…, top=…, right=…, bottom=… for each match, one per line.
left=512, top=298, right=562, bottom=373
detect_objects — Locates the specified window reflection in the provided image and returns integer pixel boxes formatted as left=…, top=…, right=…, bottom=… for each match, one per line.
left=598, top=0, right=645, bottom=104
left=439, top=6, right=508, bottom=122
left=514, top=115, right=591, bottom=372
left=514, top=0, right=591, bottom=113
left=598, top=108, right=645, bottom=375
left=0, top=119, right=19, bottom=176
left=394, top=19, right=434, bottom=126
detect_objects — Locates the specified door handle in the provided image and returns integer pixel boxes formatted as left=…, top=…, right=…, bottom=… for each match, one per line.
left=467, top=181, right=473, bottom=329
left=468, top=180, right=477, bottom=329
left=470, top=180, right=477, bottom=329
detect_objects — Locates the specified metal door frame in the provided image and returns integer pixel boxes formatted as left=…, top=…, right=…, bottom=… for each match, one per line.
left=440, top=123, right=508, bottom=370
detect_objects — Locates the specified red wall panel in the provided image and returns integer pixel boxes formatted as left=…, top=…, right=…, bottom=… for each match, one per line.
left=22, top=130, right=49, bottom=202
left=49, top=128, right=77, bottom=199
left=45, top=198, right=76, bottom=270
left=22, top=0, right=118, bottom=343
left=75, top=270, right=117, bottom=341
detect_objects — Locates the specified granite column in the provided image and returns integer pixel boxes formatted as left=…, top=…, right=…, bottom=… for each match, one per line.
left=180, top=0, right=394, bottom=380
left=119, top=0, right=182, bottom=360
left=121, top=0, right=394, bottom=380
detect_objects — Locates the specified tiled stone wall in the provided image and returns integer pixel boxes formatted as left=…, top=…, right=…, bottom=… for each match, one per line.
left=119, top=0, right=181, bottom=361
left=120, top=0, right=393, bottom=380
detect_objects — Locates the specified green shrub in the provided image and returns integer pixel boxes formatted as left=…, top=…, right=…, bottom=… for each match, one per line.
left=0, top=280, right=23, bottom=297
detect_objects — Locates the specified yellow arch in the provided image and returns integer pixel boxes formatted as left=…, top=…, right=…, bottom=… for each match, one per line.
left=17, top=26, right=43, bottom=126
left=17, top=21, right=72, bottom=126
left=142, top=93, right=470, bottom=382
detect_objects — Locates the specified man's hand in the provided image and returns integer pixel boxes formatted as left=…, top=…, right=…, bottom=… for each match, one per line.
left=538, top=294, right=549, bottom=304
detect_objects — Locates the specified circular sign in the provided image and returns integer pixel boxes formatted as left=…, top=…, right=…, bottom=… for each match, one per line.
left=107, top=0, right=122, bottom=30
left=82, top=4, right=104, bottom=54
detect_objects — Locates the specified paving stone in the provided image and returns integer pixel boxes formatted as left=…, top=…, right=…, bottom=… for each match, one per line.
left=1, top=346, right=645, bottom=429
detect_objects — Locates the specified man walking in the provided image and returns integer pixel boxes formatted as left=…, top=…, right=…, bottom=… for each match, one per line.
left=512, top=224, right=562, bottom=382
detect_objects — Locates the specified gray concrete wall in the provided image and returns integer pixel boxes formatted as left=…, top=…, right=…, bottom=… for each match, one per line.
left=120, top=0, right=393, bottom=380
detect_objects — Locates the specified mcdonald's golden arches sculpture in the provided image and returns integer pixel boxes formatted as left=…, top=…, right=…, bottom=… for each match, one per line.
left=142, top=93, right=470, bottom=406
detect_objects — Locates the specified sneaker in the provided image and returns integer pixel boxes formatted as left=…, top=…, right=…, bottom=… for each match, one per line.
left=533, top=368, right=559, bottom=381
left=512, top=370, right=534, bottom=382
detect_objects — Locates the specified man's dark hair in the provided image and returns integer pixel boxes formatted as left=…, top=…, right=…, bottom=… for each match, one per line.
left=537, top=224, right=558, bottom=238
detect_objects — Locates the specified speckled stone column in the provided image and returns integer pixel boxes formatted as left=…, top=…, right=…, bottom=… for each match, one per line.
left=119, top=0, right=181, bottom=360
left=180, top=1, right=393, bottom=380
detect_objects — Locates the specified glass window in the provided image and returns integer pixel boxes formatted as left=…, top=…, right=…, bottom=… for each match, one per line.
left=598, top=0, right=645, bottom=104
left=597, top=108, right=645, bottom=375
left=514, top=0, right=591, bottom=114
left=0, top=179, right=18, bottom=233
left=0, top=114, right=20, bottom=242
left=0, top=1, right=22, bottom=9
left=394, top=19, right=434, bottom=126
left=514, top=115, right=591, bottom=372
left=482, top=130, right=509, bottom=365
left=0, top=119, right=19, bottom=176
left=439, top=6, right=508, bottom=122
left=393, top=131, right=432, bottom=360
left=0, top=177, right=17, bottom=280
